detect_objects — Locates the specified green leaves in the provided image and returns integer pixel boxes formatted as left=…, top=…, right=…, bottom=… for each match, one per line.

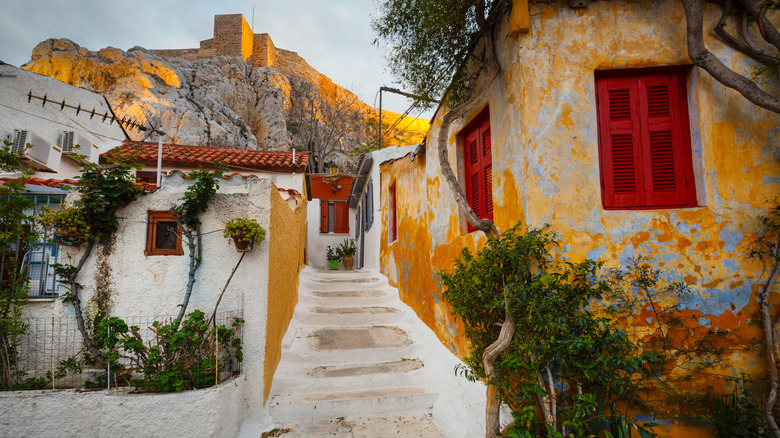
left=372, top=0, right=496, bottom=109
left=174, top=163, right=227, bottom=228
left=96, top=310, right=243, bottom=392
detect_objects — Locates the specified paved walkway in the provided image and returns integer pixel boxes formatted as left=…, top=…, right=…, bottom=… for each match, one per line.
left=263, top=268, right=443, bottom=437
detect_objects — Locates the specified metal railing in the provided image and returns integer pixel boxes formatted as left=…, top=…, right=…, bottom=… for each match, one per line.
left=9, top=310, right=243, bottom=391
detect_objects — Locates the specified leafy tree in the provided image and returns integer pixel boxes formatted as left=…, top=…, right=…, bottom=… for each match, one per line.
left=287, top=79, right=368, bottom=173
left=0, top=141, right=34, bottom=390
left=441, top=224, right=660, bottom=437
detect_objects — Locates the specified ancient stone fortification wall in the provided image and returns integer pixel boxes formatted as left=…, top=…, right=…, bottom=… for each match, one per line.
left=213, top=14, right=254, bottom=61
left=254, top=33, right=276, bottom=68
left=152, top=48, right=201, bottom=61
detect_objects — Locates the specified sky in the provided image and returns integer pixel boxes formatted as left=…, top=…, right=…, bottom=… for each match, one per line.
left=0, top=0, right=432, bottom=118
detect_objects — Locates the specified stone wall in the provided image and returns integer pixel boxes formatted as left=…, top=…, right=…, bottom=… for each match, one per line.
left=253, top=33, right=276, bottom=68
left=213, top=14, right=254, bottom=61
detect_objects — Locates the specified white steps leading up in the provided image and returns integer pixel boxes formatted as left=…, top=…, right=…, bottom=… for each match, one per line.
left=263, top=269, right=442, bottom=435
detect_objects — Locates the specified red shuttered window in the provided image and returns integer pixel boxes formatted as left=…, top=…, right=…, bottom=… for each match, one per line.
left=596, top=69, right=696, bottom=209
left=319, top=200, right=349, bottom=234
left=389, top=183, right=397, bottom=242
left=462, top=109, right=493, bottom=232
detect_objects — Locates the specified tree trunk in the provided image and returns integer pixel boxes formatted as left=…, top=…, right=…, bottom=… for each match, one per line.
left=483, top=313, right=516, bottom=437
left=434, top=25, right=504, bottom=437
left=760, top=245, right=780, bottom=438
left=681, top=0, right=780, bottom=114
left=175, top=223, right=202, bottom=325
left=67, top=239, right=106, bottom=368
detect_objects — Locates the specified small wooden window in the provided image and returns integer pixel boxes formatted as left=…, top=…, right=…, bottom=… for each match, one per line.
left=461, top=108, right=493, bottom=232
left=146, top=211, right=182, bottom=256
left=596, top=68, right=696, bottom=209
left=319, top=200, right=349, bottom=234
left=389, top=183, right=397, bottom=242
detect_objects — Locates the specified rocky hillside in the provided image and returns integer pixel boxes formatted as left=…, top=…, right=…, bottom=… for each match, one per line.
left=22, top=38, right=428, bottom=170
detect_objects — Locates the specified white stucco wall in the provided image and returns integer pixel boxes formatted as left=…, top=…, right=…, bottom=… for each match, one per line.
left=142, top=166, right=305, bottom=195
left=360, top=145, right=420, bottom=271
left=19, top=173, right=292, bottom=425
left=0, top=63, right=126, bottom=180
left=305, top=202, right=355, bottom=270
left=0, top=377, right=246, bottom=437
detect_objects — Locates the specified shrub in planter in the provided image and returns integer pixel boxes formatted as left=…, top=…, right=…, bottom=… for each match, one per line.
left=223, top=218, right=266, bottom=253
left=39, top=206, right=92, bottom=246
left=338, top=238, right=357, bottom=270
left=326, top=245, right=340, bottom=270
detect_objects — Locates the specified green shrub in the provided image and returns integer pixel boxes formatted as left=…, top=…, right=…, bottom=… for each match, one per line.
left=97, top=310, right=243, bottom=392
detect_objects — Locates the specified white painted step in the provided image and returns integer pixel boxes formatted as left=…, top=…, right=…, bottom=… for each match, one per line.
left=267, top=388, right=438, bottom=422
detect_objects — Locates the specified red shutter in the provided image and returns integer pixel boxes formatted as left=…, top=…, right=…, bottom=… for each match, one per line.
left=480, top=123, right=493, bottom=222
left=319, top=200, right=329, bottom=233
left=463, top=113, right=493, bottom=232
left=597, top=77, right=644, bottom=208
left=597, top=70, right=695, bottom=209
left=390, top=184, right=397, bottom=241
left=640, top=73, right=692, bottom=207
left=334, top=201, right=349, bottom=233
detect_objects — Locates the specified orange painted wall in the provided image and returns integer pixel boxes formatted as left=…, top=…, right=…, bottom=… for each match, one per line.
left=309, top=175, right=353, bottom=200
left=263, top=188, right=305, bottom=403
left=378, top=0, right=780, bottom=434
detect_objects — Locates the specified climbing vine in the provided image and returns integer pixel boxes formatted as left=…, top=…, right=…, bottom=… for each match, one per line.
left=46, top=156, right=143, bottom=367
left=171, top=163, right=228, bottom=324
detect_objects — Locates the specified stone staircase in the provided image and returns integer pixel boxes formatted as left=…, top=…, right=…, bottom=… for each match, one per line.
left=263, top=268, right=443, bottom=437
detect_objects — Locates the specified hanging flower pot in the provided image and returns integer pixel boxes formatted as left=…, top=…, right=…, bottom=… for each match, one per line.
left=224, top=218, right=266, bottom=253
left=39, top=206, right=91, bottom=247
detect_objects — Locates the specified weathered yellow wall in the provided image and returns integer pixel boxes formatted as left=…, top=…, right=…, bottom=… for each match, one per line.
left=380, top=0, right=779, bottom=434
left=263, top=188, right=305, bottom=403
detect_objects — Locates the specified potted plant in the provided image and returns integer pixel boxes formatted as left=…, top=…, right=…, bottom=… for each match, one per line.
left=326, top=245, right=340, bottom=270
left=223, top=218, right=266, bottom=253
left=338, top=238, right=357, bottom=270
left=39, top=206, right=91, bottom=246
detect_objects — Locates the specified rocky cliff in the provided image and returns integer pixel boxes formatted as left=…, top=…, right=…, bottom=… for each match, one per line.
left=22, top=38, right=427, bottom=168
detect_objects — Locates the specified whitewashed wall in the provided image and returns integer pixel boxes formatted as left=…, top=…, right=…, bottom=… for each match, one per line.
left=305, top=203, right=355, bottom=270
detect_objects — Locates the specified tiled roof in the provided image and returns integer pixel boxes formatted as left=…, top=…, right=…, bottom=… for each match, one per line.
left=0, top=177, right=157, bottom=192
left=0, top=177, right=78, bottom=189
left=104, top=141, right=310, bottom=173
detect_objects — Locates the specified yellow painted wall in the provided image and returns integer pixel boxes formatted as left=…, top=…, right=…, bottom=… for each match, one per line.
left=379, top=0, right=779, bottom=433
left=263, top=188, right=305, bottom=403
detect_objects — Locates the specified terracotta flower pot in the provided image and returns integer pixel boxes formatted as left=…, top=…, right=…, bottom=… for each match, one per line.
left=342, top=254, right=354, bottom=270
left=232, top=236, right=254, bottom=253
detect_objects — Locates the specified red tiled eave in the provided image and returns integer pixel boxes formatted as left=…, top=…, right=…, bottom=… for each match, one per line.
left=103, top=141, right=310, bottom=173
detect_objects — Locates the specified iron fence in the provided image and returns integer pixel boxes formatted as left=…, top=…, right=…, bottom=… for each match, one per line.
left=10, top=310, right=243, bottom=391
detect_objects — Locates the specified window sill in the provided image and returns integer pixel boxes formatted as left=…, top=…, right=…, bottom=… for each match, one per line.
left=28, top=297, right=58, bottom=302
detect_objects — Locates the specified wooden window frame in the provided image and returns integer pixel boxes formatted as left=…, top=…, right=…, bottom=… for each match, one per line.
left=145, top=211, right=183, bottom=256
left=459, top=107, right=494, bottom=233
left=319, top=200, right=350, bottom=234
left=595, top=67, right=696, bottom=210
left=389, top=182, right=397, bottom=242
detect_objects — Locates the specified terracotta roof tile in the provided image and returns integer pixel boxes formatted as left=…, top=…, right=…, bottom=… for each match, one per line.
left=104, top=141, right=310, bottom=173
left=0, top=177, right=157, bottom=192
